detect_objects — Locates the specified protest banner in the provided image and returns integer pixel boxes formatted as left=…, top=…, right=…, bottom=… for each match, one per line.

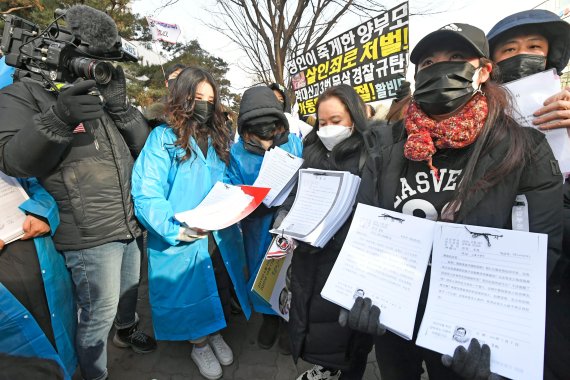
left=286, top=1, right=409, bottom=115
left=146, top=17, right=182, bottom=44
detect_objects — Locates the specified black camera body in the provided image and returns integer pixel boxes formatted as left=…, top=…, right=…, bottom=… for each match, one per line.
left=0, top=11, right=137, bottom=87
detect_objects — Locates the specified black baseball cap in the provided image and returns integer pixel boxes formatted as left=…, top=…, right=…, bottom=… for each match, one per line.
left=411, top=23, right=490, bottom=64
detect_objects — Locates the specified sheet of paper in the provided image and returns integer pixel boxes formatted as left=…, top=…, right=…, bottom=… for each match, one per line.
left=273, top=170, right=343, bottom=238
left=270, top=180, right=295, bottom=208
left=416, top=223, right=547, bottom=380
left=253, top=147, right=303, bottom=207
left=321, top=204, right=435, bottom=339
left=175, top=182, right=269, bottom=231
left=0, top=172, right=29, bottom=243
left=503, top=69, right=570, bottom=173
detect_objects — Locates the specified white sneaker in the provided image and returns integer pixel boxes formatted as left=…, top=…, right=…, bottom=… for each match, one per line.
left=208, top=333, right=234, bottom=366
left=296, top=365, right=341, bottom=380
left=191, top=344, right=223, bottom=380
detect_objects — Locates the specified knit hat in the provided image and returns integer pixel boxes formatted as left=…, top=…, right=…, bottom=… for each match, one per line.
left=238, top=86, right=289, bottom=136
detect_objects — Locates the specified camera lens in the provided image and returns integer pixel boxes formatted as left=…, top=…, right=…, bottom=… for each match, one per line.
left=68, top=57, right=113, bottom=85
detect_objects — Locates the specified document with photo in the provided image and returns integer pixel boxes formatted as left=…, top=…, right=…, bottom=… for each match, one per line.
left=321, top=204, right=435, bottom=339
left=416, top=223, right=547, bottom=380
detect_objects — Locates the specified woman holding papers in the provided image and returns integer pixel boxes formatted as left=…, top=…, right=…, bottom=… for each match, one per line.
left=278, top=84, right=373, bottom=380
left=356, top=24, right=562, bottom=380
left=131, top=67, right=251, bottom=380
left=228, top=85, right=302, bottom=353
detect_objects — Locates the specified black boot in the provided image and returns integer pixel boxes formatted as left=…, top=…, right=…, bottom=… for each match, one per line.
left=112, top=322, right=157, bottom=354
left=257, top=314, right=280, bottom=349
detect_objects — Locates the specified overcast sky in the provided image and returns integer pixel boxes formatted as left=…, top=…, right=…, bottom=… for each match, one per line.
left=131, top=0, right=546, bottom=93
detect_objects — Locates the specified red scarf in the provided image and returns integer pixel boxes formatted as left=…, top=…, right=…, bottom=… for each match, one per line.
left=404, top=93, right=488, bottom=179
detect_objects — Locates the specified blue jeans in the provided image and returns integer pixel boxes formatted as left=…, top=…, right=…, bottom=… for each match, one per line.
left=64, top=238, right=142, bottom=380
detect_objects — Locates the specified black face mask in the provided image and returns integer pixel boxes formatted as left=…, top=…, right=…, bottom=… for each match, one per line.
left=272, top=132, right=289, bottom=147
left=244, top=139, right=267, bottom=156
left=243, top=132, right=289, bottom=156
left=496, top=54, right=547, bottom=83
left=192, top=100, right=214, bottom=125
left=413, top=61, right=479, bottom=116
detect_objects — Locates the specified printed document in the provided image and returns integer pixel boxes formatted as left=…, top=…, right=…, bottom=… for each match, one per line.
left=503, top=69, right=570, bottom=173
left=175, top=182, right=269, bottom=231
left=321, top=204, right=435, bottom=339
left=0, top=172, right=29, bottom=243
left=416, top=223, right=547, bottom=380
left=253, top=147, right=303, bottom=207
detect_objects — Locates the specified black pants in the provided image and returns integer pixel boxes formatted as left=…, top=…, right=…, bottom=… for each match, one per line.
left=374, top=331, right=459, bottom=380
left=210, top=236, right=232, bottom=322
left=0, top=239, right=56, bottom=349
left=544, top=285, right=570, bottom=380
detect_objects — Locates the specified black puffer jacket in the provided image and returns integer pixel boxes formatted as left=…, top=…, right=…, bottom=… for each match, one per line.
left=0, top=80, right=149, bottom=251
left=280, top=142, right=373, bottom=371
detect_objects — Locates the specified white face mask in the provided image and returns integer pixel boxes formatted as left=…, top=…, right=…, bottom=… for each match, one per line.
left=471, top=67, right=482, bottom=92
left=316, top=124, right=353, bottom=151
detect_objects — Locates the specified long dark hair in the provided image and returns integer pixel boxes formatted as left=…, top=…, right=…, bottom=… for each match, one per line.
left=445, top=58, right=533, bottom=219
left=167, top=67, right=229, bottom=163
left=303, top=84, right=368, bottom=170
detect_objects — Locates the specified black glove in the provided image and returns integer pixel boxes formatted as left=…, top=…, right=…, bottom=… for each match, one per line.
left=338, top=297, right=386, bottom=336
left=97, top=65, right=127, bottom=112
left=395, top=80, right=411, bottom=102
left=441, top=338, right=504, bottom=380
left=54, top=80, right=104, bottom=126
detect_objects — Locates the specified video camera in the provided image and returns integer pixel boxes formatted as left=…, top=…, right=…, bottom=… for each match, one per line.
left=0, top=6, right=138, bottom=88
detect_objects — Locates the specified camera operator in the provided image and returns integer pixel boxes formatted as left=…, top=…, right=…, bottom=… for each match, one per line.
left=0, top=6, right=156, bottom=380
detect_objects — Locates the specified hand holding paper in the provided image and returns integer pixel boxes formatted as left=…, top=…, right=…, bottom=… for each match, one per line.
left=338, top=297, right=386, bottom=336
left=21, top=215, right=50, bottom=240
left=533, top=86, right=570, bottom=130
left=441, top=338, right=503, bottom=380
left=177, top=227, right=207, bottom=242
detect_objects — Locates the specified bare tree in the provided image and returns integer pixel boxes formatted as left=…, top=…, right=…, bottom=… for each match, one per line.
left=206, top=0, right=392, bottom=86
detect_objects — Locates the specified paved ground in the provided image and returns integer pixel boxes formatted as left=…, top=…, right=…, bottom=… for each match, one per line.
left=72, top=252, right=428, bottom=380
left=72, top=252, right=382, bottom=380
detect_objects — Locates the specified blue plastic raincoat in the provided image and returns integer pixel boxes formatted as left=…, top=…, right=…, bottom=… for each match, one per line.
left=0, top=177, right=77, bottom=379
left=227, top=134, right=302, bottom=313
left=0, top=57, right=14, bottom=90
left=131, top=125, right=252, bottom=340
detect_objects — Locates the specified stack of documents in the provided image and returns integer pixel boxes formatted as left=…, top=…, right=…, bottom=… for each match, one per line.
left=253, top=147, right=303, bottom=207
left=175, top=182, right=270, bottom=231
left=0, top=171, right=29, bottom=244
left=271, top=169, right=361, bottom=247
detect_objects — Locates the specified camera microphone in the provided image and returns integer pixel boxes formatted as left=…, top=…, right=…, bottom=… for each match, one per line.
left=64, top=5, right=119, bottom=53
